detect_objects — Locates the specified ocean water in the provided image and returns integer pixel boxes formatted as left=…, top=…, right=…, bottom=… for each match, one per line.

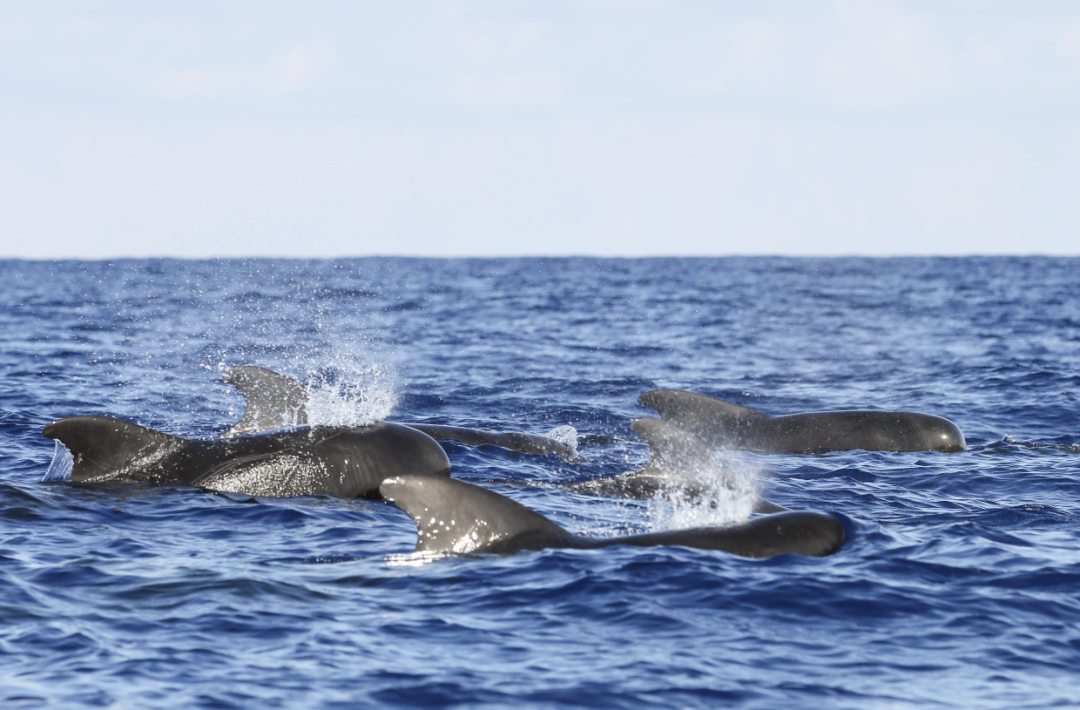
left=1, top=257, right=1078, bottom=709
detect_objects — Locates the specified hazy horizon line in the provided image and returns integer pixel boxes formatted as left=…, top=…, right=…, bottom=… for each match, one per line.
left=4, top=252, right=1078, bottom=262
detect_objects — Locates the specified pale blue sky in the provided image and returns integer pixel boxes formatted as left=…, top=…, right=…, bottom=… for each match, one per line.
left=1, top=1, right=1078, bottom=258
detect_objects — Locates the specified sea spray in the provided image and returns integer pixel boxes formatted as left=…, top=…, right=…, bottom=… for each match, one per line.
left=644, top=450, right=764, bottom=531
left=305, top=361, right=399, bottom=427
left=545, top=424, right=580, bottom=459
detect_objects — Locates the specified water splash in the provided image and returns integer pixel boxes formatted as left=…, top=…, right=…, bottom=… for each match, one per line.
left=545, top=424, right=580, bottom=459
left=43, top=440, right=74, bottom=482
left=304, top=361, right=398, bottom=427
left=385, top=551, right=450, bottom=567
left=644, top=451, right=764, bottom=531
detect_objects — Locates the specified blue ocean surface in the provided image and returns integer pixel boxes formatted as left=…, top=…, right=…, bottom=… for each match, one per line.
left=1, top=257, right=1078, bottom=709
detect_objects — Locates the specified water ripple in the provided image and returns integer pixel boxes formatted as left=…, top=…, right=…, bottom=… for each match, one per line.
left=1, top=257, right=1079, bottom=707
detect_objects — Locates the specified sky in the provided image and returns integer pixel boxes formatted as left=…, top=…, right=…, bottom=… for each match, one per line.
left=1, top=1, right=1078, bottom=258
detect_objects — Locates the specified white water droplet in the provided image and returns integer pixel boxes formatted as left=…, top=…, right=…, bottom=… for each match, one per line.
left=645, top=451, right=763, bottom=531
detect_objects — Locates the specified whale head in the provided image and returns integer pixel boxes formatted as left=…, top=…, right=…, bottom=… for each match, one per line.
left=933, top=418, right=967, bottom=453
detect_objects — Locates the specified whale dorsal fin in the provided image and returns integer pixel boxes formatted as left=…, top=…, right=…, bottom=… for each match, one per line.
left=639, top=389, right=764, bottom=424
left=43, top=416, right=186, bottom=483
left=380, top=475, right=574, bottom=554
left=630, top=418, right=716, bottom=475
left=222, top=365, right=309, bottom=437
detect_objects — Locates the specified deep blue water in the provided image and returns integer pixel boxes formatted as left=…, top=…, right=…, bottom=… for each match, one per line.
left=1, top=257, right=1079, bottom=708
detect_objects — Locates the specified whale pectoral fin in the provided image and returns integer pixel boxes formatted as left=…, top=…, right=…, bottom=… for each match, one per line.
left=222, top=365, right=309, bottom=437
left=380, top=475, right=573, bottom=554
left=43, top=416, right=186, bottom=483
left=406, top=423, right=577, bottom=460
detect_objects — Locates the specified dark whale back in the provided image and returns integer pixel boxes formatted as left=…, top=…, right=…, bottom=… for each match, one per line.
left=639, top=389, right=965, bottom=453
left=194, top=423, right=452, bottom=497
left=381, top=475, right=576, bottom=554
left=44, top=416, right=451, bottom=497
left=382, top=475, right=845, bottom=559
left=608, top=512, right=846, bottom=558
left=43, top=416, right=186, bottom=484
left=761, top=410, right=966, bottom=453
left=404, top=423, right=575, bottom=459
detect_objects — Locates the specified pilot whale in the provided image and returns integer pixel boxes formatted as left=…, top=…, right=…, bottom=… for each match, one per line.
left=43, top=416, right=450, bottom=498
left=381, top=475, right=846, bottom=558
left=640, top=390, right=966, bottom=453
left=223, top=365, right=576, bottom=459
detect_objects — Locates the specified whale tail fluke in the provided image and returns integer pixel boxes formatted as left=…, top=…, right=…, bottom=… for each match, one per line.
left=380, top=475, right=576, bottom=554
left=43, top=416, right=185, bottom=483
left=222, top=365, right=309, bottom=437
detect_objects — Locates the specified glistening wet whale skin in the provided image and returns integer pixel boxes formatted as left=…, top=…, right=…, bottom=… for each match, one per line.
left=43, top=416, right=450, bottom=498
left=381, top=475, right=846, bottom=558
left=223, top=365, right=576, bottom=459
left=640, top=390, right=966, bottom=453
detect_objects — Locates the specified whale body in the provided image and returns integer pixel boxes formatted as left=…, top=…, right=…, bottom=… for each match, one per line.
left=640, top=390, right=966, bottom=453
left=223, top=365, right=576, bottom=459
left=381, top=475, right=845, bottom=558
left=43, top=416, right=450, bottom=498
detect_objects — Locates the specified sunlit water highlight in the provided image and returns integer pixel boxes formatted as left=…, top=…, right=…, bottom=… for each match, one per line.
left=1, top=257, right=1079, bottom=709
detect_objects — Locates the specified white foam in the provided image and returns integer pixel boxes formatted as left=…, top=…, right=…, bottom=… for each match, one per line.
left=644, top=450, right=763, bottom=531
left=385, top=551, right=449, bottom=567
